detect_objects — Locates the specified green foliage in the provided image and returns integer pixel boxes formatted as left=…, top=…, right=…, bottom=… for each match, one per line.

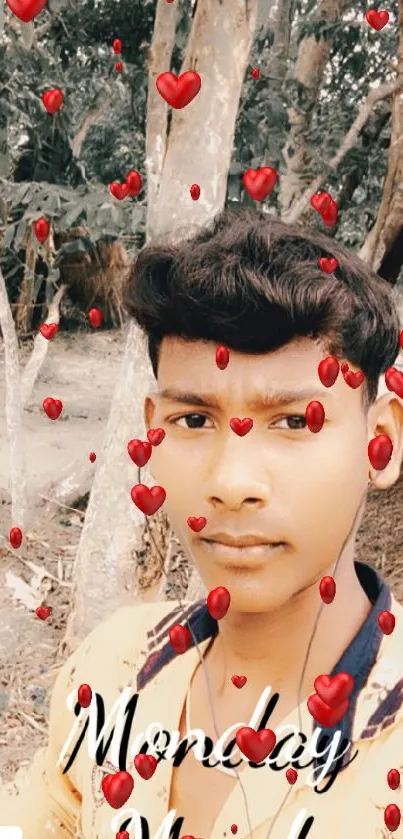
left=231, top=0, right=398, bottom=251
left=0, top=0, right=400, bottom=313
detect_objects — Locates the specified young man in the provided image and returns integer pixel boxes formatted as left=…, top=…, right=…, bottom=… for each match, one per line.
left=1, top=208, right=403, bottom=839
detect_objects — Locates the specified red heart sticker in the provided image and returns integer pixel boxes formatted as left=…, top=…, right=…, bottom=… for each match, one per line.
left=134, top=753, right=157, bottom=780
left=365, top=9, right=389, bottom=30
left=131, top=484, right=166, bottom=515
left=88, top=308, right=102, bottom=328
left=147, top=428, right=166, bottom=446
left=318, top=356, right=339, bottom=388
left=305, top=400, right=325, bottom=433
left=101, top=771, right=134, bottom=809
left=319, top=576, right=336, bottom=604
left=43, top=397, right=63, bottom=420
left=156, top=71, right=201, bottom=109
left=216, top=346, right=230, bottom=369
left=126, top=170, right=142, bottom=197
left=368, top=434, right=393, bottom=471
left=127, top=439, right=152, bottom=468
left=34, top=217, right=50, bottom=244
left=307, top=693, right=349, bottom=727
left=110, top=182, right=129, bottom=200
left=169, top=624, right=191, bottom=654
left=6, top=0, right=46, bottom=21
left=310, top=192, right=332, bottom=213
left=236, top=727, right=276, bottom=762
left=231, top=675, right=247, bottom=689
left=385, top=367, right=403, bottom=399
left=387, top=769, right=400, bottom=790
left=36, top=606, right=51, bottom=621
left=314, top=673, right=354, bottom=708
left=207, top=586, right=231, bottom=620
left=286, top=767, right=298, bottom=784
left=187, top=516, right=207, bottom=532
left=378, top=611, right=395, bottom=635
left=242, top=167, right=278, bottom=201
left=39, top=322, right=58, bottom=340
left=42, top=89, right=64, bottom=114
left=9, top=527, right=22, bottom=549
left=343, top=369, right=364, bottom=389
left=319, top=257, right=338, bottom=273
left=321, top=198, right=339, bottom=227
left=78, top=684, right=92, bottom=708
left=384, top=803, right=401, bottom=832
left=230, top=417, right=253, bottom=436
left=190, top=184, right=201, bottom=201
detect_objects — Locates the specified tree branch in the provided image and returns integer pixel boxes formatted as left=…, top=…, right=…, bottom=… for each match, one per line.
left=21, top=284, right=66, bottom=407
left=358, top=0, right=403, bottom=275
left=70, top=100, right=112, bottom=159
left=279, top=0, right=349, bottom=213
left=283, top=80, right=401, bottom=224
left=0, top=266, right=28, bottom=529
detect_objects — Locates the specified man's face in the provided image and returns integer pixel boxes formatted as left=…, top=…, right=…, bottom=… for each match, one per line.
left=145, top=336, right=373, bottom=614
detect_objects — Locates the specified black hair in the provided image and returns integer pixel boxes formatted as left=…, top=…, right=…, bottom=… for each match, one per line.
left=124, top=207, right=400, bottom=404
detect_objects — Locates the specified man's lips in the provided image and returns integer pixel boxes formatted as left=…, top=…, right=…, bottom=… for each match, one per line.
left=197, top=532, right=285, bottom=548
left=196, top=533, right=287, bottom=563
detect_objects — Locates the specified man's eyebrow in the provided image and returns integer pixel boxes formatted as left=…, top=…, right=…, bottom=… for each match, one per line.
left=158, top=387, right=329, bottom=409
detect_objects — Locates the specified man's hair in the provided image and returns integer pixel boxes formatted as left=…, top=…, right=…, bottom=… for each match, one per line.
left=124, top=208, right=400, bottom=404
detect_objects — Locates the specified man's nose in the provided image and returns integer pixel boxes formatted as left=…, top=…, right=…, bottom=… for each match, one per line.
left=205, top=433, right=271, bottom=511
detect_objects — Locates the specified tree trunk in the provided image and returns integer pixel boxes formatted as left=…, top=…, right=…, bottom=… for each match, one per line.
left=63, top=0, right=258, bottom=648
left=279, top=0, right=348, bottom=214
left=359, top=0, right=403, bottom=280
left=15, top=227, right=36, bottom=335
left=265, top=0, right=292, bottom=96
left=145, top=0, right=178, bottom=243
left=0, top=266, right=28, bottom=530
left=149, top=0, right=258, bottom=239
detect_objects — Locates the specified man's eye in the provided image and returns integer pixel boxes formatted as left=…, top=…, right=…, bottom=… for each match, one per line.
left=272, top=415, right=307, bottom=430
left=174, top=413, right=214, bottom=429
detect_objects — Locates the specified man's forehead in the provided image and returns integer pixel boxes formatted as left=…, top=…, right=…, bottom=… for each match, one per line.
left=153, top=336, right=369, bottom=411
left=156, top=337, right=338, bottom=408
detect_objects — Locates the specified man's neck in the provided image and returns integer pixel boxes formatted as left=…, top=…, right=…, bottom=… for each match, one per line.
left=204, top=557, right=372, bottom=707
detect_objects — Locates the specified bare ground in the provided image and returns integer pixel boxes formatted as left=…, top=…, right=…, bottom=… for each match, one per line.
left=0, top=329, right=402, bottom=785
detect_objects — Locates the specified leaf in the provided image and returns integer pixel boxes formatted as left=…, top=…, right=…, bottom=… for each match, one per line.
left=15, top=218, right=27, bottom=248
left=4, top=225, right=15, bottom=249
left=55, top=239, right=87, bottom=259
left=0, top=153, right=9, bottom=177
left=130, top=204, right=143, bottom=232
left=62, top=201, right=85, bottom=228
left=0, top=2, right=5, bottom=37
left=0, top=195, right=7, bottom=224
left=48, top=0, right=70, bottom=9
left=19, top=21, right=35, bottom=51
left=47, top=268, right=60, bottom=284
left=111, top=203, right=123, bottom=225
left=229, top=161, right=244, bottom=176
left=5, top=570, right=42, bottom=610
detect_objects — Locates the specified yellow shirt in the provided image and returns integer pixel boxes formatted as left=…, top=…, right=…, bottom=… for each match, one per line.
left=1, top=586, right=403, bottom=838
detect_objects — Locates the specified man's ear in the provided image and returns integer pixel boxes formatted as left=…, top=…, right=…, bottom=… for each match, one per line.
left=144, top=394, right=157, bottom=432
left=367, top=392, right=403, bottom=489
